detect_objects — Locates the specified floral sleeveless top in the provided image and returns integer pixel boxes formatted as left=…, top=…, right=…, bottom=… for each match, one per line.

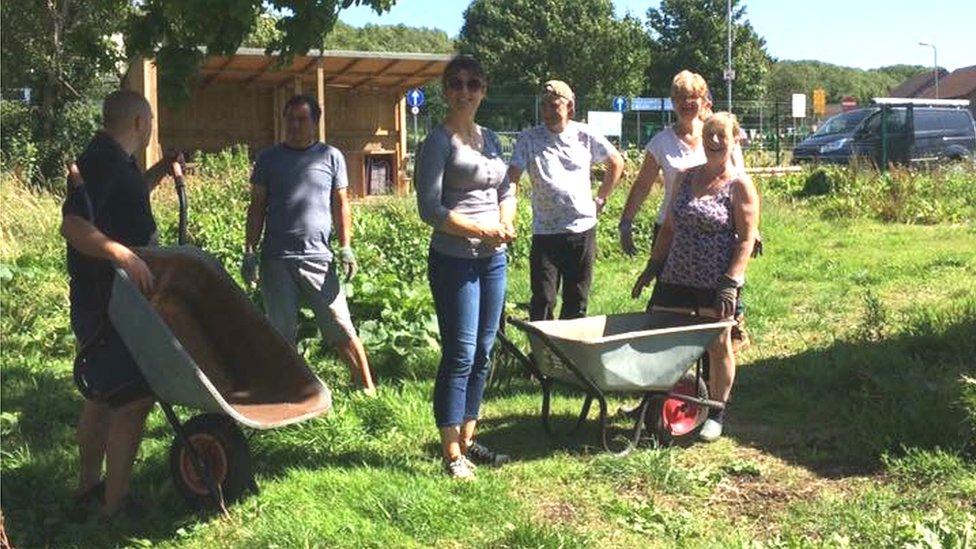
left=660, top=167, right=738, bottom=290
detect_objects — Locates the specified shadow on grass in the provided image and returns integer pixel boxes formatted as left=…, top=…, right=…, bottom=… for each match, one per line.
left=727, top=310, right=975, bottom=477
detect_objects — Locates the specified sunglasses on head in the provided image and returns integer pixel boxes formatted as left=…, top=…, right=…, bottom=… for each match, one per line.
left=447, top=77, right=484, bottom=92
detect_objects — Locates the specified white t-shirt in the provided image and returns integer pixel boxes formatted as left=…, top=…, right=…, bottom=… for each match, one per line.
left=511, top=121, right=617, bottom=234
left=644, top=126, right=706, bottom=224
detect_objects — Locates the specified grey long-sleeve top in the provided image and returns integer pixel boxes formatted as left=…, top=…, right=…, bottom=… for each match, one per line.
left=415, top=124, right=514, bottom=258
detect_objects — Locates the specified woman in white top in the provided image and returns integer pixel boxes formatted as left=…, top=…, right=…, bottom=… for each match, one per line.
left=619, top=70, right=714, bottom=254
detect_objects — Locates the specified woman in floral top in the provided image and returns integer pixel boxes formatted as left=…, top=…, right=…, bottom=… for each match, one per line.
left=632, top=112, right=761, bottom=442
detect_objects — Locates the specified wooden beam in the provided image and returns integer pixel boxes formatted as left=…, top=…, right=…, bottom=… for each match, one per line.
left=200, top=57, right=235, bottom=88
left=317, top=66, right=326, bottom=142
left=123, top=57, right=161, bottom=171
left=292, top=76, right=303, bottom=96
left=349, top=59, right=399, bottom=89
left=242, top=58, right=280, bottom=88
left=389, top=60, right=440, bottom=89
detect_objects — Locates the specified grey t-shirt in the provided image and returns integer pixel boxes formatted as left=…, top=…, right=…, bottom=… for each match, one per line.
left=415, top=124, right=513, bottom=258
left=251, top=142, right=348, bottom=261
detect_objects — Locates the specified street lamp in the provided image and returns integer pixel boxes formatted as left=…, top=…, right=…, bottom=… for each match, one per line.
left=919, top=42, right=939, bottom=99
left=725, top=0, right=733, bottom=112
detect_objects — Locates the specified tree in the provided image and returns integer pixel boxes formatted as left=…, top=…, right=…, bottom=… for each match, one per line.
left=126, top=0, right=398, bottom=102
left=765, top=61, right=931, bottom=104
left=244, top=18, right=453, bottom=54
left=457, top=0, right=650, bottom=129
left=646, top=0, right=771, bottom=103
left=1, top=0, right=133, bottom=184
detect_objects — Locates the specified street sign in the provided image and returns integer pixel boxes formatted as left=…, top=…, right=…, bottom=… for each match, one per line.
left=841, top=96, right=858, bottom=111
left=630, top=97, right=663, bottom=111
left=612, top=96, right=628, bottom=112
left=813, top=88, right=826, bottom=116
left=662, top=98, right=673, bottom=111
left=588, top=111, right=622, bottom=137
left=410, top=106, right=419, bottom=115
left=406, top=88, right=425, bottom=108
left=791, top=93, right=807, bottom=118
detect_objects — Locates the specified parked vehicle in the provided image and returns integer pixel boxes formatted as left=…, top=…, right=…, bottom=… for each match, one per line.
left=793, top=98, right=975, bottom=166
left=792, top=108, right=875, bottom=164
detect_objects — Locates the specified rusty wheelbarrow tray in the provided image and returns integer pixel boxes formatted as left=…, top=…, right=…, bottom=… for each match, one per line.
left=109, top=245, right=331, bottom=509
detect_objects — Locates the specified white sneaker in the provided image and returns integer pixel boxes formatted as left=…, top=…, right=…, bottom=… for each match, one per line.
left=699, top=419, right=724, bottom=442
left=443, top=456, right=476, bottom=480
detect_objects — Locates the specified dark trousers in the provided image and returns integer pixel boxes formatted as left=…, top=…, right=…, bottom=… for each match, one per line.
left=529, top=228, right=597, bottom=321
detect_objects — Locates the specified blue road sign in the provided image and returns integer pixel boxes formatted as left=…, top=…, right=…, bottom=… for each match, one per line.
left=406, top=88, right=425, bottom=108
left=612, top=96, right=627, bottom=112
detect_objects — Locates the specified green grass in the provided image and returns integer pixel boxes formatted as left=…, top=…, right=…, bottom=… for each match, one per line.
left=2, top=168, right=975, bottom=547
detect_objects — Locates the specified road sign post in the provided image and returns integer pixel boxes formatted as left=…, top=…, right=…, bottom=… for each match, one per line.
left=406, top=89, right=426, bottom=154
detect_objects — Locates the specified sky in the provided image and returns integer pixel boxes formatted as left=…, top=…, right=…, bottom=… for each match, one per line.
left=338, top=0, right=975, bottom=72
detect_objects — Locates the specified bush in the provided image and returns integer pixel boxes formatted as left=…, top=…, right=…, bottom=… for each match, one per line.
left=0, top=99, right=100, bottom=189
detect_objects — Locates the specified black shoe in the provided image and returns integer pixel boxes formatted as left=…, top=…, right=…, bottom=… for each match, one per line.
left=465, top=442, right=510, bottom=467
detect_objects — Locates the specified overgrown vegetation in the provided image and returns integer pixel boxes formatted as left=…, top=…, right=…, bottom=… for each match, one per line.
left=1, top=157, right=974, bottom=546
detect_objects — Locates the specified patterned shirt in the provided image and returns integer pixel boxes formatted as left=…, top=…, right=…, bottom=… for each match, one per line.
left=510, top=121, right=617, bottom=234
left=660, top=167, right=738, bottom=290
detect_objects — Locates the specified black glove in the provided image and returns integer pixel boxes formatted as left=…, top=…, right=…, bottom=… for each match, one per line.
left=632, top=258, right=665, bottom=299
left=714, top=274, right=740, bottom=319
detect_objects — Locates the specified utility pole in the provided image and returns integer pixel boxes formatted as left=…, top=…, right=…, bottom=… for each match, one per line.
left=726, top=0, right=733, bottom=112
left=919, top=42, right=939, bottom=99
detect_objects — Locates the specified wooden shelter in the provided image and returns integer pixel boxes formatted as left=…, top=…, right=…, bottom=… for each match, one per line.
left=125, top=48, right=452, bottom=196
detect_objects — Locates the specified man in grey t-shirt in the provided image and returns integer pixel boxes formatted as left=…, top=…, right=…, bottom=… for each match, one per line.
left=242, top=95, right=376, bottom=395
left=508, top=80, right=625, bottom=320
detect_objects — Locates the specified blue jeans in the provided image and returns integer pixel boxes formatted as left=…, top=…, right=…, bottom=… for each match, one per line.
left=428, top=249, right=507, bottom=428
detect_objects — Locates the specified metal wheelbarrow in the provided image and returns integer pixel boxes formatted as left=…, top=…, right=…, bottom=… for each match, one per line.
left=104, top=165, right=331, bottom=512
left=505, top=311, right=734, bottom=455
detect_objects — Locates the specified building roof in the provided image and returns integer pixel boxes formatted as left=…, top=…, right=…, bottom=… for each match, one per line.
left=919, top=65, right=976, bottom=100
left=197, top=48, right=454, bottom=91
left=889, top=69, right=948, bottom=98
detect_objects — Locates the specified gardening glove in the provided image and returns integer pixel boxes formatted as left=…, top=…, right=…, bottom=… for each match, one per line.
left=240, top=252, right=259, bottom=286
left=751, top=234, right=764, bottom=258
left=339, top=246, right=358, bottom=282
left=619, top=218, right=638, bottom=256
left=714, top=274, right=741, bottom=319
left=631, top=258, right=665, bottom=299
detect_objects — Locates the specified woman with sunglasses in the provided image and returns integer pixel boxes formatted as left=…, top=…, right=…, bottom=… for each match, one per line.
left=414, top=55, right=515, bottom=479
left=631, top=112, right=760, bottom=442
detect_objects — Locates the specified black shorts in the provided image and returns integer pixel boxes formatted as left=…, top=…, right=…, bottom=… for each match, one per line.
left=71, top=307, right=152, bottom=408
left=648, top=282, right=743, bottom=315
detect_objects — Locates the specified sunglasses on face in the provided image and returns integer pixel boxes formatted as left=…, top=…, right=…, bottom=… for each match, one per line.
left=447, top=77, right=484, bottom=92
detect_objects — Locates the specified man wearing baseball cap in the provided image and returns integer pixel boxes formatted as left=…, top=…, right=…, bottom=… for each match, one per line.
left=508, top=80, right=624, bottom=320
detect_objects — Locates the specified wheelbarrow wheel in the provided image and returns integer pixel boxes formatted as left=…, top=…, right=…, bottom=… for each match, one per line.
left=652, top=373, right=709, bottom=447
left=169, top=413, right=253, bottom=510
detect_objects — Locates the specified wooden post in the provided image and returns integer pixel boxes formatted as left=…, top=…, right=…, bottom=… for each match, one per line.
left=316, top=65, right=326, bottom=143
left=293, top=76, right=303, bottom=97
left=273, top=85, right=285, bottom=143
left=396, top=94, right=407, bottom=194
left=123, top=57, right=162, bottom=171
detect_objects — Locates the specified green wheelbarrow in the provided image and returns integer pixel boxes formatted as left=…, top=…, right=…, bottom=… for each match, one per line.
left=505, top=311, right=734, bottom=455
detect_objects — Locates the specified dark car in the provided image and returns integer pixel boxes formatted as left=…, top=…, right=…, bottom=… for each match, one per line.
left=851, top=101, right=976, bottom=166
left=792, top=108, right=875, bottom=164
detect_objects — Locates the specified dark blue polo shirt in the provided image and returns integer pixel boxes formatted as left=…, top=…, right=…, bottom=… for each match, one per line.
left=63, top=132, right=157, bottom=314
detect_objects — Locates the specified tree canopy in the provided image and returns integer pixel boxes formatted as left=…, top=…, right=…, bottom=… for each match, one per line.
left=646, top=0, right=772, bottom=102
left=765, top=60, right=931, bottom=103
left=456, top=0, right=649, bottom=127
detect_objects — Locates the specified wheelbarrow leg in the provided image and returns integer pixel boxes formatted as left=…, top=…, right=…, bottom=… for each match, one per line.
left=159, top=402, right=228, bottom=516
left=540, top=377, right=554, bottom=436
left=573, top=395, right=593, bottom=433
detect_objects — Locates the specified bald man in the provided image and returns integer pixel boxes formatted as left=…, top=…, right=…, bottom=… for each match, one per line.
left=61, top=90, right=179, bottom=518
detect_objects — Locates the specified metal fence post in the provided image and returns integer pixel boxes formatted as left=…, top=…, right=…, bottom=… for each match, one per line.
left=881, top=104, right=889, bottom=172
left=774, top=102, right=781, bottom=166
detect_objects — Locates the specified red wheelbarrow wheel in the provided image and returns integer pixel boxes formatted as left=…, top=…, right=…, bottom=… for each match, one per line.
left=653, top=373, right=709, bottom=446
left=169, top=413, right=253, bottom=510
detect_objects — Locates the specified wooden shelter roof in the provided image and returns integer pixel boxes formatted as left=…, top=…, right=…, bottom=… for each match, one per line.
left=198, top=48, right=453, bottom=91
